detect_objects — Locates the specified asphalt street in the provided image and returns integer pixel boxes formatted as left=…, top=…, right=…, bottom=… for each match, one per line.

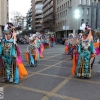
left=0, top=44, right=100, bottom=100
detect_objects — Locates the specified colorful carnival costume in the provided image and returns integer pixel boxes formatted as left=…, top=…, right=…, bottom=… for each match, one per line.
left=72, top=29, right=95, bottom=78
left=64, top=39, right=69, bottom=53
left=26, top=40, right=37, bottom=67
left=0, top=23, right=28, bottom=84
left=72, top=24, right=95, bottom=78
left=39, top=37, right=44, bottom=58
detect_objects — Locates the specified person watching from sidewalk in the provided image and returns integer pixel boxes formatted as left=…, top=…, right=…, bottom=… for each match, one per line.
left=50, top=35, right=55, bottom=48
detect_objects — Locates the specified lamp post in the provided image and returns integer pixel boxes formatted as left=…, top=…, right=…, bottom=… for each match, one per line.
left=75, top=9, right=80, bottom=34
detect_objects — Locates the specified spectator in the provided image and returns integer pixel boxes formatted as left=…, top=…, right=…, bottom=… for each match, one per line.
left=50, top=35, right=55, bottom=48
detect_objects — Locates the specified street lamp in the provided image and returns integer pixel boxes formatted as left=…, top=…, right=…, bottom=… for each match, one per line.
left=75, top=9, right=80, bottom=34
left=29, top=27, right=31, bottom=30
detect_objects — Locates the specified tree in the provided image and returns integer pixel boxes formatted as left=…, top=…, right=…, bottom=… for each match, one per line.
left=10, top=11, right=24, bottom=31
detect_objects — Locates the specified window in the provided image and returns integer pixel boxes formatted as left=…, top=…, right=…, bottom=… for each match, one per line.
left=64, top=4, right=65, bottom=9
left=63, top=21, right=64, bottom=25
left=60, top=13, right=61, bottom=17
left=86, top=19, right=89, bottom=24
left=87, top=8, right=89, bottom=15
left=82, top=8, right=84, bottom=14
left=86, top=0, right=88, bottom=5
left=35, top=4, right=43, bottom=9
left=81, top=19, right=84, bottom=25
left=62, top=5, right=63, bottom=10
left=57, top=7, right=59, bottom=12
left=89, top=0, right=91, bottom=5
left=57, top=0, right=58, bottom=4
left=58, top=7, right=59, bottom=11
left=65, top=20, right=66, bottom=25
left=58, top=14, right=59, bottom=19
left=70, top=0, right=71, bottom=6
left=64, top=11, right=65, bottom=16
left=66, top=2, right=67, bottom=8
left=62, top=12, right=63, bottom=17
left=66, top=10, right=67, bottom=15
left=68, top=1, right=69, bottom=6
left=60, top=6, right=61, bottom=11
left=80, top=0, right=82, bottom=4
left=84, top=0, right=86, bottom=5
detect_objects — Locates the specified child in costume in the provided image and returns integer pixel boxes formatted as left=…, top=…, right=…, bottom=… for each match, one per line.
left=26, top=36, right=37, bottom=67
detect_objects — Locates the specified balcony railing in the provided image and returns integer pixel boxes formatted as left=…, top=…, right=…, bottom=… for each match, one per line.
left=43, top=1, right=53, bottom=13
left=35, top=20, right=40, bottom=23
left=35, top=24, right=42, bottom=26
left=35, top=15, right=43, bottom=19
left=43, top=8, right=53, bottom=18
left=43, top=0, right=51, bottom=8
left=43, top=15, right=53, bottom=22
left=35, top=0, right=42, bottom=4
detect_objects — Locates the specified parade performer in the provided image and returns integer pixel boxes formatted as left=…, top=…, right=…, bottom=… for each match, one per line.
left=39, top=36, right=44, bottom=58
left=64, top=38, right=69, bottom=53
left=25, top=36, right=37, bottom=67
left=0, top=23, right=28, bottom=83
left=35, top=34, right=41, bottom=61
left=44, top=37, right=50, bottom=48
left=72, top=27, right=95, bottom=78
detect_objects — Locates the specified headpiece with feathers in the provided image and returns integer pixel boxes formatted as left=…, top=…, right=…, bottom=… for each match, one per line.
left=4, top=23, right=17, bottom=43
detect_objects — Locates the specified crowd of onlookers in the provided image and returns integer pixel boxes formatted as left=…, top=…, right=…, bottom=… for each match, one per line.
left=17, top=36, right=29, bottom=44
left=55, top=37, right=66, bottom=45
left=16, top=35, right=67, bottom=46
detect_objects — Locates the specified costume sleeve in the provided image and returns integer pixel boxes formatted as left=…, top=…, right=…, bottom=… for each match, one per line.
left=90, top=41, right=95, bottom=53
left=78, top=43, right=81, bottom=53
left=27, top=45, right=30, bottom=52
left=0, top=43, right=2, bottom=55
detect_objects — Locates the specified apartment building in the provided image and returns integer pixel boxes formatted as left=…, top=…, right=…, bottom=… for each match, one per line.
left=55, top=0, right=100, bottom=38
left=26, top=8, right=32, bottom=31
left=32, top=0, right=43, bottom=32
left=0, top=0, right=9, bottom=36
left=42, top=0, right=56, bottom=33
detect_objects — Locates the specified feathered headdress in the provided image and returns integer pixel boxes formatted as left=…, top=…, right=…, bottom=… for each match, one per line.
left=3, top=22, right=14, bottom=33
left=80, top=23, right=86, bottom=32
left=4, top=23, right=17, bottom=43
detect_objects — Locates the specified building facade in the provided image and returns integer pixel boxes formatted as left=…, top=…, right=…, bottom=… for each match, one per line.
left=26, top=8, right=32, bottom=31
left=32, top=0, right=43, bottom=32
left=0, top=0, right=9, bottom=36
left=55, top=0, right=100, bottom=38
left=42, top=0, right=56, bottom=33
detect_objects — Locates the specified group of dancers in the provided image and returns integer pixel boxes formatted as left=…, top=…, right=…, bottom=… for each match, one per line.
left=0, top=23, right=44, bottom=84
left=0, top=22, right=99, bottom=85
left=65, top=25, right=100, bottom=78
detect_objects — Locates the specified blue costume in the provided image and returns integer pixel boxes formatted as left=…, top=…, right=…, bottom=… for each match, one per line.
left=0, top=38, right=19, bottom=83
left=76, top=39, right=95, bottom=78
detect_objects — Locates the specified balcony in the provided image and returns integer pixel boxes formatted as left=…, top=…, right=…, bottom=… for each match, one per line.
left=35, top=20, right=40, bottom=23
left=35, top=24, right=42, bottom=27
left=43, top=1, right=53, bottom=13
left=35, top=12, right=42, bottom=15
left=43, top=8, right=53, bottom=18
left=43, top=0, right=51, bottom=8
left=35, top=15, right=43, bottom=19
left=35, top=0, right=42, bottom=4
left=43, top=15, right=53, bottom=22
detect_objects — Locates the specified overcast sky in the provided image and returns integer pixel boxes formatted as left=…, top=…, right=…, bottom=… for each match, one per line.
left=9, top=0, right=31, bottom=19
